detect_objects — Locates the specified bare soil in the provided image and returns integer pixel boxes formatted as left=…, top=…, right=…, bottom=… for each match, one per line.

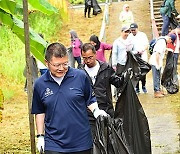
left=0, top=0, right=180, bottom=153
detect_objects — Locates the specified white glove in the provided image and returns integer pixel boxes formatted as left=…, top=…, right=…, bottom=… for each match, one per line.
left=93, top=108, right=108, bottom=119
left=177, top=14, right=180, bottom=18
left=37, top=136, right=45, bottom=153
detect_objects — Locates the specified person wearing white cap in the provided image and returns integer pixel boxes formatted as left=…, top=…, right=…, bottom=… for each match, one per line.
left=119, top=4, right=134, bottom=27
left=112, top=26, right=133, bottom=72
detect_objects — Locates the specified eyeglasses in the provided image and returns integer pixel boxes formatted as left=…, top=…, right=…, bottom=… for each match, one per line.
left=83, top=56, right=94, bottom=61
left=48, top=61, right=69, bottom=69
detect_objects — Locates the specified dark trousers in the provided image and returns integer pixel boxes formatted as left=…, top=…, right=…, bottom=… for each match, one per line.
left=74, top=56, right=81, bottom=65
left=45, top=149, right=92, bottom=154
left=136, top=75, right=146, bottom=89
left=84, top=6, right=91, bottom=17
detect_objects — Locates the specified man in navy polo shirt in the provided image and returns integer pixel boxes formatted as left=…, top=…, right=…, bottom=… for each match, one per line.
left=31, top=42, right=107, bottom=154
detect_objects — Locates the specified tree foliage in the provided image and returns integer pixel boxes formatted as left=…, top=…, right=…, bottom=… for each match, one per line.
left=0, top=0, right=59, bottom=63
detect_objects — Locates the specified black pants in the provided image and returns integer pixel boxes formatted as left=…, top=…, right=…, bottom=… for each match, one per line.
left=84, top=6, right=91, bottom=17
left=45, top=149, right=92, bottom=154
left=136, top=75, right=146, bottom=89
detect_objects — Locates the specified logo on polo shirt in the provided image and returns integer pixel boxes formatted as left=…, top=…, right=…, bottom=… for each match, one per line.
left=45, top=88, right=53, bottom=97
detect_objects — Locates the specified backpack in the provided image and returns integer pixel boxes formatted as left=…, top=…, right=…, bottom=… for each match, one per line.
left=149, top=38, right=166, bottom=55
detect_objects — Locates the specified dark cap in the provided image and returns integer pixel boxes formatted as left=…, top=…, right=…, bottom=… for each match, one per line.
left=169, top=34, right=177, bottom=43
left=130, top=23, right=138, bottom=29
left=121, top=26, right=129, bottom=32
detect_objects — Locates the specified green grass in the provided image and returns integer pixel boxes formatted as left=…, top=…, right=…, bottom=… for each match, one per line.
left=0, top=11, right=63, bottom=100
left=29, top=11, right=63, bottom=42
left=0, top=26, right=25, bottom=83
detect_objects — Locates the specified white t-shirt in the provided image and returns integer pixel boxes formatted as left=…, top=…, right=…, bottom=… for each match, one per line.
left=50, top=73, right=64, bottom=86
left=128, top=31, right=149, bottom=62
left=84, top=62, right=100, bottom=85
left=149, top=38, right=167, bottom=68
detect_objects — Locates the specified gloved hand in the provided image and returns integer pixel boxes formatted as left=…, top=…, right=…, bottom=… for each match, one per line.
left=93, top=108, right=108, bottom=119
left=37, top=136, right=45, bottom=153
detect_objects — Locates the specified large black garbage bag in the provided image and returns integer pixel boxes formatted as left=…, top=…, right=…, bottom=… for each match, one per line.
left=92, top=0, right=102, bottom=15
left=169, top=13, right=179, bottom=30
left=116, top=52, right=151, bottom=88
left=161, top=51, right=179, bottom=94
left=114, top=74, right=152, bottom=154
left=93, top=116, right=132, bottom=154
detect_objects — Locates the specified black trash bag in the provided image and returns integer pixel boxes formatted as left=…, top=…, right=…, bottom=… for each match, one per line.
left=133, top=54, right=152, bottom=77
left=92, top=0, right=102, bottom=15
left=114, top=73, right=152, bottom=154
left=161, top=51, right=179, bottom=94
left=169, top=13, right=179, bottom=30
left=93, top=116, right=132, bottom=154
left=116, top=51, right=151, bottom=89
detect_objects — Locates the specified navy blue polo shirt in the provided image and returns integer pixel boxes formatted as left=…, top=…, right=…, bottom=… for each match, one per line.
left=31, top=67, right=96, bottom=152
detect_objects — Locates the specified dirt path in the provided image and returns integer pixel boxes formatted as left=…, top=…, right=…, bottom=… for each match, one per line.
left=107, top=1, right=180, bottom=153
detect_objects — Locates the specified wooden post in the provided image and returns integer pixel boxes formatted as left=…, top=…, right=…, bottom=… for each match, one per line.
left=22, top=0, right=36, bottom=153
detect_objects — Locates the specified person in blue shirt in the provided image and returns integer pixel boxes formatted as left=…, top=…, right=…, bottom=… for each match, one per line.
left=31, top=42, right=107, bottom=154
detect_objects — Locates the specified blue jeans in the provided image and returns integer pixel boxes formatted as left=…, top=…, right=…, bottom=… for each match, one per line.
left=74, top=56, right=81, bottom=65
left=161, top=15, right=170, bottom=36
left=152, top=65, right=161, bottom=92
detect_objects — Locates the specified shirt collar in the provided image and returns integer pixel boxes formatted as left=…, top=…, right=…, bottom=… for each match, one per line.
left=44, top=67, right=74, bottom=82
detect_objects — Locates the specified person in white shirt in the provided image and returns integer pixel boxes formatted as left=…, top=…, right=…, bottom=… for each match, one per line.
left=128, top=23, right=149, bottom=94
left=149, top=35, right=172, bottom=98
left=80, top=43, right=124, bottom=138
left=119, top=4, right=134, bottom=28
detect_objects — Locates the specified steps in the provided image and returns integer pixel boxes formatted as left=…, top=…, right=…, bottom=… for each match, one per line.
left=152, top=0, right=180, bottom=35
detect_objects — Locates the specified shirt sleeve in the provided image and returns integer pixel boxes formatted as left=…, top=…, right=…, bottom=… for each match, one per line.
left=31, top=82, right=45, bottom=114
left=102, top=42, right=112, bottom=50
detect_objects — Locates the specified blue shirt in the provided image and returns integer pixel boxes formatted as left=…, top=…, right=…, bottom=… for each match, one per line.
left=31, top=67, right=96, bottom=152
left=112, top=37, right=133, bottom=66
